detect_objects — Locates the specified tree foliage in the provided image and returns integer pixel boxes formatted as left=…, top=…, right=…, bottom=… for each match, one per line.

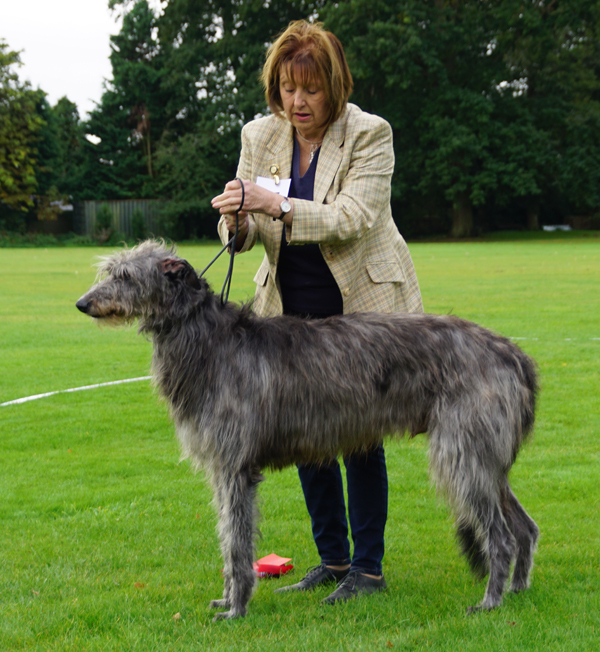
left=50, top=97, right=86, bottom=198
left=87, top=0, right=327, bottom=236
left=5, top=1, right=600, bottom=237
left=82, top=0, right=166, bottom=200
left=0, top=41, right=89, bottom=230
left=322, top=0, right=600, bottom=236
left=0, top=42, right=43, bottom=223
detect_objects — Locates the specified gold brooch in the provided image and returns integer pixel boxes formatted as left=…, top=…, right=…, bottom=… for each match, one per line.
left=270, top=164, right=280, bottom=185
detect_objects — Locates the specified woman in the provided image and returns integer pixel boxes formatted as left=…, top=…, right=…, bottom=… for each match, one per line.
left=211, top=20, right=423, bottom=605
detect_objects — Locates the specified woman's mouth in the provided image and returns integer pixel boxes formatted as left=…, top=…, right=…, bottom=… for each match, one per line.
left=295, top=112, right=311, bottom=121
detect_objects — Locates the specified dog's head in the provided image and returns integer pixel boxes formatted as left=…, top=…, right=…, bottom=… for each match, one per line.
left=76, top=240, right=207, bottom=326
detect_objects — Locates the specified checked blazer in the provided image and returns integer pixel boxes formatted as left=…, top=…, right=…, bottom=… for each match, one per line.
left=217, top=103, right=423, bottom=317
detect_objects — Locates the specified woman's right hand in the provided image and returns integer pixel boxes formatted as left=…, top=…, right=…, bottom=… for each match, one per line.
left=212, top=178, right=285, bottom=221
left=222, top=210, right=249, bottom=238
left=212, top=180, right=251, bottom=239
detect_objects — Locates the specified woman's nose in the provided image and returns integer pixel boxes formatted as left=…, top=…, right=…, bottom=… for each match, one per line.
left=294, top=91, right=306, bottom=106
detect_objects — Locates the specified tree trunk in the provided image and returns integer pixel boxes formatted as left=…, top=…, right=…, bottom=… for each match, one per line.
left=451, top=192, right=473, bottom=237
left=526, top=204, right=540, bottom=230
left=145, top=134, right=154, bottom=178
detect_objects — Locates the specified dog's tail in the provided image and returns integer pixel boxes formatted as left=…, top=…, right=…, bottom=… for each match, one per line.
left=427, top=347, right=538, bottom=578
left=516, top=349, right=538, bottom=442
left=455, top=521, right=489, bottom=578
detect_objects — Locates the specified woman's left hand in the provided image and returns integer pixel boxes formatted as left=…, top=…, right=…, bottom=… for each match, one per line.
left=211, top=179, right=282, bottom=218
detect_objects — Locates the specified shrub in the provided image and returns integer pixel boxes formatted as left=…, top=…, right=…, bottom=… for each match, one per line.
left=158, top=199, right=219, bottom=240
left=131, top=209, right=147, bottom=241
left=94, top=204, right=114, bottom=244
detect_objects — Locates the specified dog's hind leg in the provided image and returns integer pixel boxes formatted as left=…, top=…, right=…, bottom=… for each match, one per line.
left=501, top=483, right=539, bottom=593
left=211, top=465, right=262, bottom=622
left=467, top=499, right=516, bottom=613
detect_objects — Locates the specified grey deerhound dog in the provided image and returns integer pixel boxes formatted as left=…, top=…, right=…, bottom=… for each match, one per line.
left=76, top=240, right=539, bottom=621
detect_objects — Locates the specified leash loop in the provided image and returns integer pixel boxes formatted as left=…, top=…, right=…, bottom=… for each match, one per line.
left=199, top=178, right=245, bottom=305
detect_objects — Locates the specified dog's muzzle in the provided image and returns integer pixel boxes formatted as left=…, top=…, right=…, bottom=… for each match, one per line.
left=76, top=298, right=91, bottom=314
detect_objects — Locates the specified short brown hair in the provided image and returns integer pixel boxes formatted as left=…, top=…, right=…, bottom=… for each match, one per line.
left=261, top=20, right=353, bottom=128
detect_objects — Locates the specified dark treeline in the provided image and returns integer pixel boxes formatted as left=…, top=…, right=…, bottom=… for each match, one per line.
left=2, top=0, right=599, bottom=239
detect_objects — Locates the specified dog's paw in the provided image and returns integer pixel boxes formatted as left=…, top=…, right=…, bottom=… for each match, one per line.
left=466, top=602, right=498, bottom=615
left=209, top=599, right=230, bottom=609
left=509, top=579, right=531, bottom=594
left=212, top=609, right=244, bottom=622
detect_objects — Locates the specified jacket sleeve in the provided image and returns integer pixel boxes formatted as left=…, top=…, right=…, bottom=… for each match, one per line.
left=288, top=116, right=394, bottom=245
left=217, top=125, right=259, bottom=252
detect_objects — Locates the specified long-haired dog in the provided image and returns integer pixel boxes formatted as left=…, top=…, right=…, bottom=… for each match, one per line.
left=76, top=240, right=539, bottom=621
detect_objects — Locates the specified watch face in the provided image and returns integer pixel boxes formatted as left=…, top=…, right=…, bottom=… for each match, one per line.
left=280, top=199, right=291, bottom=213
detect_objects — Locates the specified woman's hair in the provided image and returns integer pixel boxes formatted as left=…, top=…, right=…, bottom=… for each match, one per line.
left=261, top=20, right=353, bottom=128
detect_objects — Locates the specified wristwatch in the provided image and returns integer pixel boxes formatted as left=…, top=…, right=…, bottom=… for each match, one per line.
left=278, top=198, right=292, bottom=220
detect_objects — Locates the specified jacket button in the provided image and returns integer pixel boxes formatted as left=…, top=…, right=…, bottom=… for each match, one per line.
left=343, top=288, right=350, bottom=297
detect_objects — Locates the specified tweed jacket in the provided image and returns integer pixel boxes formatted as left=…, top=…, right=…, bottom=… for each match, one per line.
left=217, top=103, right=423, bottom=317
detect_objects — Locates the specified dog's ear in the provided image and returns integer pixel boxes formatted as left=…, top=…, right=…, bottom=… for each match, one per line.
left=162, top=258, right=186, bottom=275
left=184, top=264, right=202, bottom=290
left=162, top=258, right=201, bottom=290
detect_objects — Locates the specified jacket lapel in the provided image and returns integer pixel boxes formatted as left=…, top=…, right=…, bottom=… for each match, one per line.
left=266, top=120, right=294, bottom=180
left=313, top=108, right=347, bottom=204
left=260, top=119, right=292, bottom=256
left=261, top=106, right=350, bottom=204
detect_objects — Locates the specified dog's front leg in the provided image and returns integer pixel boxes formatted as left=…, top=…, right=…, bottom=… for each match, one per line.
left=209, top=477, right=232, bottom=612
left=210, top=466, right=260, bottom=621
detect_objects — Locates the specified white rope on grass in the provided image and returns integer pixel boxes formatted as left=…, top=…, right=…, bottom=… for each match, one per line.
left=510, top=337, right=600, bottom=341
left=0, top=376, right=152, bottom=407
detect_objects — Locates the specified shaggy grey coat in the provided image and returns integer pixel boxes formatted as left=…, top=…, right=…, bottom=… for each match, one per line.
left=76, top=240, right=539, bottom=621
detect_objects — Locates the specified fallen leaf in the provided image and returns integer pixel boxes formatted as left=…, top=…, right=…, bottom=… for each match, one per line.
left=134, top=582, right=146, bottom=590
left=173, top=612, right=181, bottom=621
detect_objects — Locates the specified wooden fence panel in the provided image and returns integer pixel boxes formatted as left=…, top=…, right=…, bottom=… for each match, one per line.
left=74, top=200, right=162, bottom=236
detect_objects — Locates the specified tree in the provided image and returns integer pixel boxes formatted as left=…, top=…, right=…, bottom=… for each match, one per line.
left=147, top=0, right=328, bottom=234
left=28, top=94, right=89, bottom=222
left=485, top=0, right=600, bottom=225
left=322, top=1, right=535, bottom=236
left=151, top=0, right=327, bottom=127
left=1, top=40, right=87, bottom=230
left=323, top=0, right=600, bottom=236
left=83, top=0, right=167, bottom=199
left=0, top=41, right=44, bottom=226
left=96, top=0, right=600, bottom=237
left=154, top=125, right=238, bottom=239
left=50, top=97, right=86, bottom=198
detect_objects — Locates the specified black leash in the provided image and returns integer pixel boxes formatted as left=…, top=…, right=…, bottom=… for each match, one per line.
left=199, top=178, right=245, bottom=305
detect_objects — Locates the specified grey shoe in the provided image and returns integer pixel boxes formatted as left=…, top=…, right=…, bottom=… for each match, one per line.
left=321, top=570, right=387, bottom=604
left=274, top=563, right=350, bottom=593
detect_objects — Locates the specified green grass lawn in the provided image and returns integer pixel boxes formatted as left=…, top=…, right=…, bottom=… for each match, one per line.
left=1, top=235, right=598, bottom=651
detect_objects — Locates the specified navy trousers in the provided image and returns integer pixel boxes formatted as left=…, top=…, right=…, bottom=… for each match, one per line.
left=297, top=445, right=388, bottom=575
left=283, top=309, right=389, bottom=576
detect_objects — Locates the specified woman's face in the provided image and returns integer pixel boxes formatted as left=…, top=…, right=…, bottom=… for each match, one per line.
left=279, top=67, right=330, bottom=140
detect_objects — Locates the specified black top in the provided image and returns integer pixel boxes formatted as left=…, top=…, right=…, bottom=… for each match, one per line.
left=277, top=140, right=343, bottom=317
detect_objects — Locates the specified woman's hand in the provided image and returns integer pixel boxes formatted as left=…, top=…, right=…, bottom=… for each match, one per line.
left=212, top=179, right=286, bottom=222
left=221, top=210, right=249, bottom=237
